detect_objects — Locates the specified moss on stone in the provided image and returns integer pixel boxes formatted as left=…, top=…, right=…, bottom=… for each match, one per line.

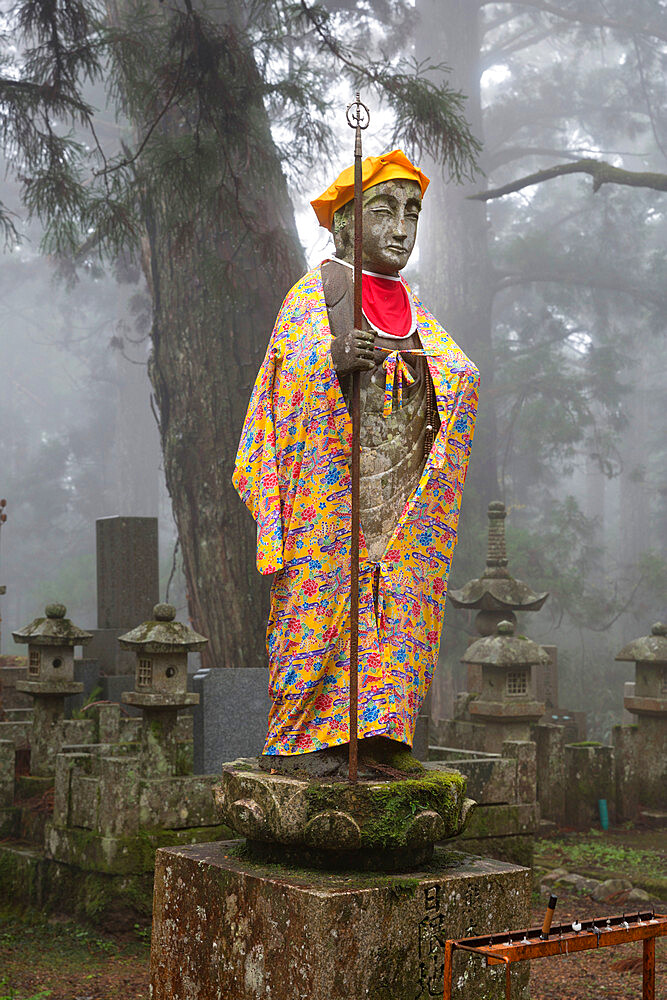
left=304, top=770, right=466, bottom=849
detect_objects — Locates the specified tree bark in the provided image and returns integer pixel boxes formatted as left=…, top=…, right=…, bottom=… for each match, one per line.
left=415, top=0, right=500, bottom=512
left=113, top=0, right=306, bottom=666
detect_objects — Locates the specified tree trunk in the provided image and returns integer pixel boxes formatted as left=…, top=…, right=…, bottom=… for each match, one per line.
left=415, top=0, right=500, bottom=514
left=114, top=0, right=306, bottom=666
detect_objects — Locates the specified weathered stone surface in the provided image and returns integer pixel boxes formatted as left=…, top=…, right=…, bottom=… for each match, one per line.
left=0, top=840, right=154, bottom=931
left=428, top=754, right=515, bottom=802
left=0, top=740, right=14, bottom=808
left=615, top=622, right=667, bottom=665
left=612, top=724, right=639, bottom=822
left=49, top=744, right=227, bottom=873
left=459, top=802, right=537, bottom=840
left=531, top=723, right=566, bottom=824
left=118, top=603, right=207, bottom=653
left=563, top=743, right=615, bottom=830
left=463, top=622, right=549, bottom=670
left=150, top=841, right=531, bottom=1000
left=96, top=516, right=159, bottom=631
left=540, top=868, right=569, bottom=887
left=0, top=657, right=31, bottom=710
left=12, top=604, right=93, bottom=647
left=214, top=759, right=474, bottom=869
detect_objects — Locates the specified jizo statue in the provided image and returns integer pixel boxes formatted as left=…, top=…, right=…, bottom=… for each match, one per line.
left=234, top=149, right=479, bottom=777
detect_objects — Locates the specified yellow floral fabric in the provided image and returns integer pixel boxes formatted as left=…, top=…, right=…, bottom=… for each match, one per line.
left=233, top=267, right=479, bottom=755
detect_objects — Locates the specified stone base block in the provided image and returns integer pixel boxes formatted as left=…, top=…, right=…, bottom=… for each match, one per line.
left=151, top=841, right=531, bottom=1000
left=0, top=841, right=154, bottom=931
left=46, top=822, right=232, bottom=874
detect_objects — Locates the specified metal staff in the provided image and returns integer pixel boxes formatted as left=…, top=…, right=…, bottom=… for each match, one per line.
left=346, top=94, right=369, bottom=784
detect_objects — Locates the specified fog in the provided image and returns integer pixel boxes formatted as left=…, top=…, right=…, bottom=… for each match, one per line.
left=1, top=0, right=665, bottom=739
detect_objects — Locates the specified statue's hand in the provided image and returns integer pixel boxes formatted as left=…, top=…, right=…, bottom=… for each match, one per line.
left=330, top=328, right=375, bottom=375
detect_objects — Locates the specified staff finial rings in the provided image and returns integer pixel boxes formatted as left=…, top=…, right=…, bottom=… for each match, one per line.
left=346, top=94, right=370, bottom=130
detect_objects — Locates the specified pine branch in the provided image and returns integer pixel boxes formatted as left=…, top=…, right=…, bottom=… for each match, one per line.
left=298, top=1, right=481, bottom=182
left=470, top=159, right=667, bottom=200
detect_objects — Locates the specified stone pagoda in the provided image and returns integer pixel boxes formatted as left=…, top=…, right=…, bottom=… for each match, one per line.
left=449, top=501, right=548, bottom=637
left=120, top=603, right=206, bottom=776
left=615, top=622, right=666, bottom=812
left=13, top=603, right=92, bottom=775
left=461, top=620, right=548, bottom=753
left=449, top=500, right=551, bottom=700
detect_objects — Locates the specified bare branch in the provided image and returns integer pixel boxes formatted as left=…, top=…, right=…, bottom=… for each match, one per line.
left=493, top=269, right=667, bottom=308
left=481, top=25, right=554, bottom=68
left=478, top=0, right=667, bottom=44
left=470, top=159, right=667, bottom=200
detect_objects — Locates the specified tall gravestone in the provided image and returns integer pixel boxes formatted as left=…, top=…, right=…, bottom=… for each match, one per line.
left=83, top=517, right=160, bottom=704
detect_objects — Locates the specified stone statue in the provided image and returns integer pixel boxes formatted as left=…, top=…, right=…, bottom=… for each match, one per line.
left=233, top=149, right=479, bottom=776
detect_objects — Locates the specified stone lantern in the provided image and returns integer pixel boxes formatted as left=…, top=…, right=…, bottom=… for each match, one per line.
left=615, top=622, right=666, bottom=810
left=120, top=603, right=207, bottom=775
left=13, top=603, right=92, bottom=776
left=461, top=620, right=547, bottom=753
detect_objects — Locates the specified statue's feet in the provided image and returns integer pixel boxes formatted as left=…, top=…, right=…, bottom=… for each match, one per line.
left=360, top=736, right=425, bottom=776
left=258, top=745, right=350, bottom=779
left=258, top=736, right=425, bottom=780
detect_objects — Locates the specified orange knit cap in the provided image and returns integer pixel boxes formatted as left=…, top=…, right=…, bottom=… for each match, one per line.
left=310, top=149, right=430, bottom=230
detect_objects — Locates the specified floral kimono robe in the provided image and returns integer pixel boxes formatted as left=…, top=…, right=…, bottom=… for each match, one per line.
left=233, top=266, right=479, bottom=755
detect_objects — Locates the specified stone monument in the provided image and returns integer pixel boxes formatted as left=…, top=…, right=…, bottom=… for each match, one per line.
left=150, top=145, right=530, bottom=998
left=449, top=501, right=549, bottom=637
left=86, top=516, right=160, bottom=689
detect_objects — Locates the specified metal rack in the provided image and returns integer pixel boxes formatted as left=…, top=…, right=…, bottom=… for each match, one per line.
left=443, top=910, right=666, bottom=1000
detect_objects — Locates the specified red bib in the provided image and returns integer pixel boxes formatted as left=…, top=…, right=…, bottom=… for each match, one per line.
left=363, top=274, right=414, bottom=338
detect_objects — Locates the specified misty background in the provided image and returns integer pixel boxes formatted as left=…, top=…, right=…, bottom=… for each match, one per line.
left=1, top=0, right=665, bottom=741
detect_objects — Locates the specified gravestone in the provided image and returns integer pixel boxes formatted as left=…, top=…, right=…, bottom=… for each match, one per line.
left=87, top=516, right=159, bottom=680
left=96, top=516, right=159, bottom=630
left=191, top=667, right=271, bottom=774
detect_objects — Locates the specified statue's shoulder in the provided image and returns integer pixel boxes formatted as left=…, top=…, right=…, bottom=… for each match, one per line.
left=320, top=259, right=351, bottom=310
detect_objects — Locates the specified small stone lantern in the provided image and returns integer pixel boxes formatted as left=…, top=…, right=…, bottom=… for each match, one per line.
left=120, top=603, right=207, bottom=775
left=13, top=603, right=92, bottom=776
left=615, top=622, right=666, bottom=810
left=615, top=622, right=667, bottom=718
left=461, top=620, right=547, bottom=753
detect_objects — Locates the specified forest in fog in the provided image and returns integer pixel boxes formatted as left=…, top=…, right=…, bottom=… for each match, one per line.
left=1, top=0, right=665, bottom=739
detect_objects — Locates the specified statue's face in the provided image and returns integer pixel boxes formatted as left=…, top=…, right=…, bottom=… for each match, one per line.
left=333, top=178, right=422, bottom=275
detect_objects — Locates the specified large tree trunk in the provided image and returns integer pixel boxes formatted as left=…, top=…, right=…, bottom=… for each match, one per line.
left=119, top=0, right=306, bottom=666
left=415, top=0, right=499, bottom=721
left=415, top=0, right=499, bottom=514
